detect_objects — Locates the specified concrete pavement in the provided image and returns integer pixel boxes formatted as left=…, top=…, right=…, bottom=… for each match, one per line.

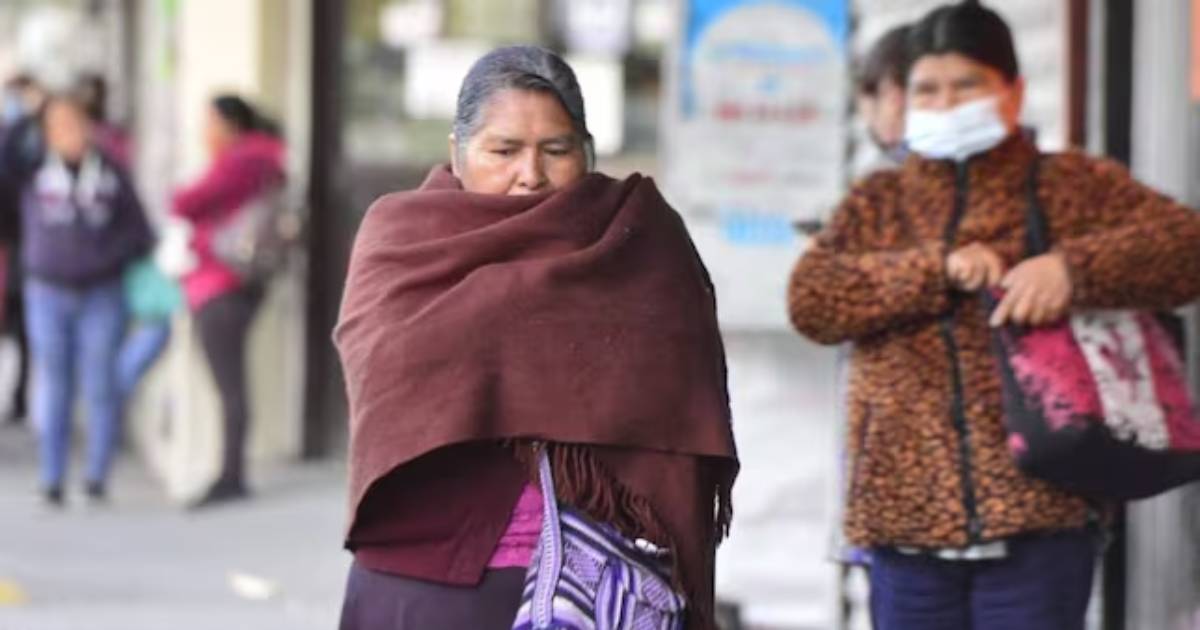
left=0, top=422, right=350, bottom=630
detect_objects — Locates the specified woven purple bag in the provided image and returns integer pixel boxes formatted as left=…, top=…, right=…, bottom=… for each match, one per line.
left=510, top=448, right=686, bottom=630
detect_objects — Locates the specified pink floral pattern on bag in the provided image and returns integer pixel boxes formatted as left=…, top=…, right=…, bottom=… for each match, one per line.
left=991, top=287, right=1200, bottom=499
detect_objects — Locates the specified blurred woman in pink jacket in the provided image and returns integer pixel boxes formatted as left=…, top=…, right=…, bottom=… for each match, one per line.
left=173, top=94, right=284, bottom=508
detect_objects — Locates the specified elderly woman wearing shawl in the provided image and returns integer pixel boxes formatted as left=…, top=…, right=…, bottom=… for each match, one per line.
left=335, top=46, right=738, bottom=630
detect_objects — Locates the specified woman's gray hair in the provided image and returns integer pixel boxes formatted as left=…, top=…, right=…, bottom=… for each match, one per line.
left=453, top=46, right=594, bottom=168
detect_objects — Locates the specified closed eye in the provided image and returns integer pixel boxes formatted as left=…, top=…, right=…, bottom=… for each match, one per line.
left=541, top=139, right=577, bottom=156
left=910, top=81, right=939, bottom=97
left=952, top=76, right=986, bottom=91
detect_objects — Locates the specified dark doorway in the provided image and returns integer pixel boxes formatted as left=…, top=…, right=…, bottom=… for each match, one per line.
left=303, top=0, right=434, bottom=458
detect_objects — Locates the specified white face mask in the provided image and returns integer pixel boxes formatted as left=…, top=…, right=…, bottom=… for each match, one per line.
left=904, top=97, right=1011, bottom=162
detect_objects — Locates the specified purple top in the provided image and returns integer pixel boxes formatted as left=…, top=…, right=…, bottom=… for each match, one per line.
left=487, top=483, right=544, bottom=569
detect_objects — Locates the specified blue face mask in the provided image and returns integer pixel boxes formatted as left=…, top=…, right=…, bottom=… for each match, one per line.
left=867, top=129, right=910, bottom=166
left=884, top=140, right=910, bottom=165
left=1, top=91, right=25, bottom=126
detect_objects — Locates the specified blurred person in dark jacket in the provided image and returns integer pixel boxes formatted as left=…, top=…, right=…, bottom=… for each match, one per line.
left=22, top=93, right=153, bottom=506
left=172, top=94, right=284, bottom=509
left=71, top=74, right=178, bottom=421
left=0, top=74, right=47, bottom=425
left=1, top=74, right=47, bottom=174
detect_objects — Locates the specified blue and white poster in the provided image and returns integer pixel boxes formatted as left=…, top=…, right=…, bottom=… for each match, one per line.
left=663, top=0, right=849, bottom=329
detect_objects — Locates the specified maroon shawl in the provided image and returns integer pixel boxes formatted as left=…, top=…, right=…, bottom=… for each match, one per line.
left=335, top=166, right=738, bottom=626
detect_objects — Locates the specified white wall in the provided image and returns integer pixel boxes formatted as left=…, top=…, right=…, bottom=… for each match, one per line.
left=176, top=0, right=262, bottom=178
left=1126, top=3, right=1200, bottom=629
left=715, top=332, right=840, bottom=628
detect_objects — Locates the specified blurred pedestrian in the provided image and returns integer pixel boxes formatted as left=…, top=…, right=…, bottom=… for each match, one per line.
left=0, top=74, right=47, bottom=425
left=854, top=24, right=911, bottom=176
left=74, top=74, right=177, bottom=414
left=75, top=73, right=132, bottom=169
left=172, top=94, right=284, bottom=509
left=116, top=256, right=180, bottom=402
left=1, top=74, right=49, bottom=200
left=335, top=46, right=737, bottom=630
left=22, top=93, right=154, bottom=506
left=788, top=2, right=1200, bottom=629
left=1, top=74, right=47, bottom=165
left=833, top=23, right=914, bottom=630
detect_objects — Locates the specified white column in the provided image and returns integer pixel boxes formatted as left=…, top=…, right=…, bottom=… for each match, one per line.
left=176, top=0, right=262, bottom=178
left=1127, top=2, right=1200, bottom=629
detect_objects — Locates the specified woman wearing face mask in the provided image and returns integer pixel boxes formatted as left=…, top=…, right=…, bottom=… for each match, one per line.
left=788, top=2, right=1200, bottom=629
left=22, top=94, right=154, bottom=506
left=335, top=46, right=737, bottom=629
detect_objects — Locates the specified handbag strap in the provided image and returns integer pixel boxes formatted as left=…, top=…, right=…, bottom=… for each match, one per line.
left=532, top=447, right=563, bottom=626
left=1023, top=153, right=1051, bottom=257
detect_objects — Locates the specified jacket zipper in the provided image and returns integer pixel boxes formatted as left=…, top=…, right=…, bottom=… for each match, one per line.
left=940, top=161, right=984, bottom=544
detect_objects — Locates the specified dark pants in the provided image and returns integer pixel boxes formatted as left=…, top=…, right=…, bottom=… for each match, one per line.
left=195, top=285, right=261, bottom=487
left=6, top=284, right=27, bottom=422
left=339, top=561, right=525, bottom=630
left=870, top=532, right=1096, bottom=630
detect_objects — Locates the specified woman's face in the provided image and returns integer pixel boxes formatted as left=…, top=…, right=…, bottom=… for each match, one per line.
left=205, top=106, right=239, bottom=157
left=44, top=100, right=92, bottom=165
left=451, top=89, right=588, bottom=196
left=907, top=52, right=1024, bottom=130
left=858, top=76, right=907, bottom=149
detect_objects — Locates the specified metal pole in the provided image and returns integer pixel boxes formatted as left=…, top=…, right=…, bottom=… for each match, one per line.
left=301, top=0, right=346, bottom=459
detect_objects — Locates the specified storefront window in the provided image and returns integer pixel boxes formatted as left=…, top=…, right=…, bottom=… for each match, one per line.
left=0, top=0, right=106, bottom=87
left=341, top=0, right=671, bottom=176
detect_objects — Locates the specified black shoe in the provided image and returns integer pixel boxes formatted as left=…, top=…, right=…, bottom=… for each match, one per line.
left=43, top=486, right=64, bottom=508
left=84, top=481, right=107, bottom=504
left=189, top=480, right=250, bottom=511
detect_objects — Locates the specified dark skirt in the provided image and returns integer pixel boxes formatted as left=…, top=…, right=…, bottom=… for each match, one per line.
left=339, top=560, right=526, bottom=630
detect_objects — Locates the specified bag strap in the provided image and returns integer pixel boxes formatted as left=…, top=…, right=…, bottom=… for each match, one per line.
left=532, top=447, right=563, bottom=626
left=1023, top=153, right=1051, bottom=257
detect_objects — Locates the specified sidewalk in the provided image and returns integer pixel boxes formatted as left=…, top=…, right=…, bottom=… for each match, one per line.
left=0, top=422, right=350, bottom=630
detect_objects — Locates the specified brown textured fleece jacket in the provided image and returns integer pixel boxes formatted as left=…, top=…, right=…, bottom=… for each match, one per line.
left=789, top=134, right=1200, bottom=550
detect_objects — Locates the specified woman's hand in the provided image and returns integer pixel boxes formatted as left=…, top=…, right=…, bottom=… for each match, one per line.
left=946, top=243, right=1006, bottom=292
left=989, top=252, right=1073, bottom=327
